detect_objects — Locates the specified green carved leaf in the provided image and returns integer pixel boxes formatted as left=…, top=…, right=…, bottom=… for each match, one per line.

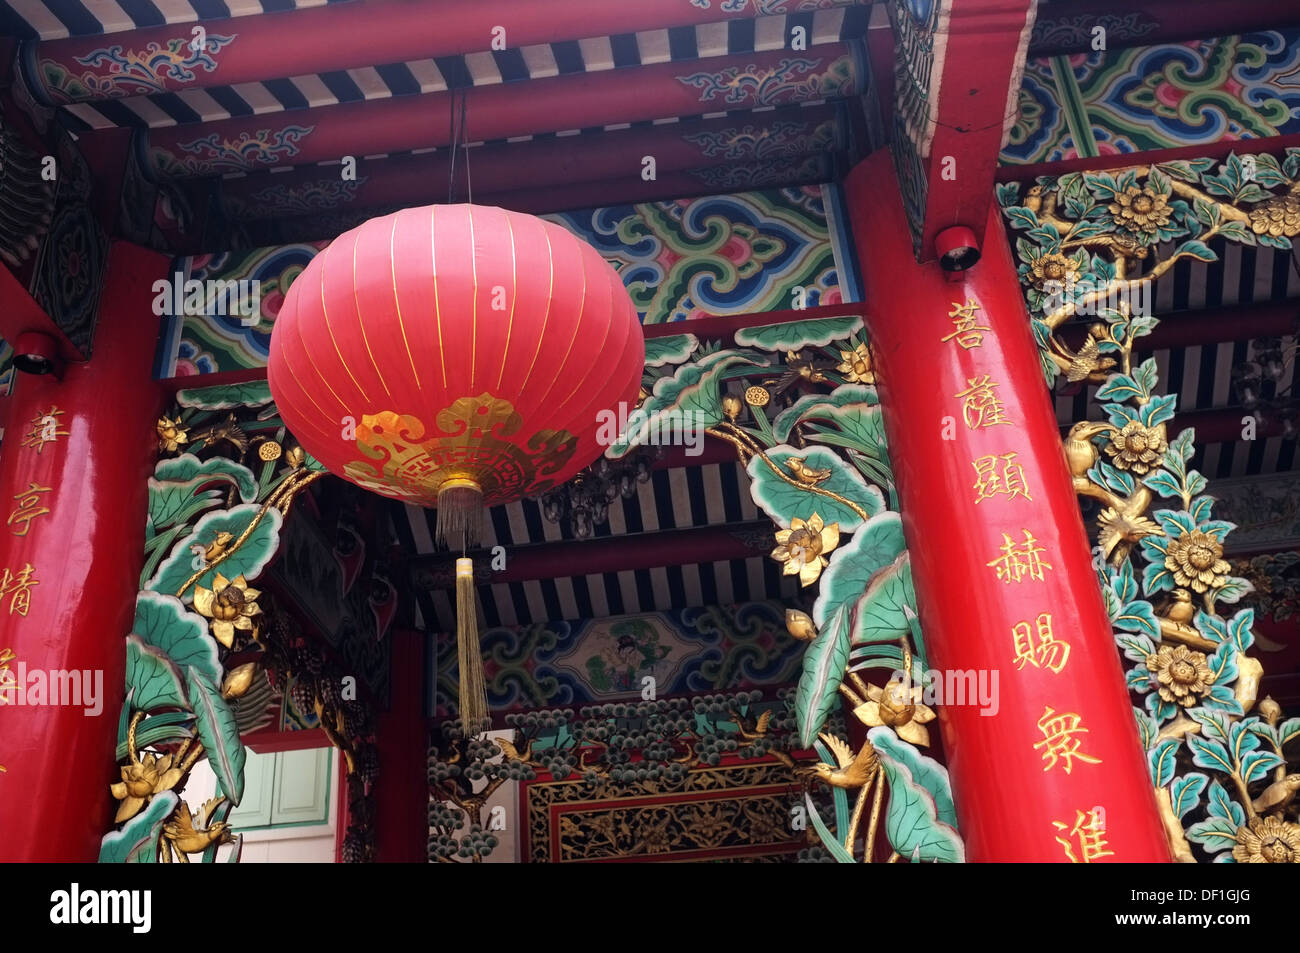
left=812, top=512, right=905, bottom=627
left=116, top=712, right=194, bottom=762
left=1240, top=750, right=1284, bottom=784
left=733, top=315, right=862, bottom=350
left=1170, top=773, right=1208, bottom=820
left=642, top=333, right=699, bottom=368
left=1115, top=600, right=1160, bottom=640
left=606, top=353, right=763, bottom=458
left=1187, top=733, right=1234, bottom=776
left=771, top=384, right=878, bottom=443
left=98, top=791, right=177, bottom=863
left=871, top=727, right=964, bottom=862
left=125, top=635, right=188, bottom=713
left=747, top=444, right=884, bottom=533
left=187, top=667, right=246, bottom=806
left=1148, top=738, right=1179, bottom=787
left=803, top=791, right=856, bottom=863
left=795, top=597, right=854, bottom=748
left=805, top=402, right=887, bottom=460
left=132, top=591, right=222, bottom=688
left=1205, top=779, right=1245, bottom=827
left=871, top=727, right=957, bottom=828
left=177, top=380, right=274, bottom=410
left=154, top=453, right=259, bottom=503
left=854, top=551, right=914, bottom=647
left=146, top=503, right=283, bottom=601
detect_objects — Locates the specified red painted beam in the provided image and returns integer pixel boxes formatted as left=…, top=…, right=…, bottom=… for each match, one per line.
left=141, top=44, right=865, bottom=176
left=1029, top=0, right=1300, bottom=56
left=29, top=0, right=870, bottom=103
left=219, top=103, right=846, bottom=220
left=912, top=0, right=1038, bottom=259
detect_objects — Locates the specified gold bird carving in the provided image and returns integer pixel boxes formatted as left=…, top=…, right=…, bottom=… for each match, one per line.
left=785, top=608, right=818, bottom=642
left=804, top=733, right=878, bottom=790
left=1050, top=325, right=1118, bottom=382
left=163, top=798, right=233, bottom=859
left=728, top=707, right=773, bottom=742
left=496, top=735, right=533, bottom=763
left=766, top=349, right=837, bottom=394
left=1063, top=421, right=1113, bottom=480
left=1155, top=589, right=1217, bottom=652
left=786, top=458, right=832, bottom=486
left=1253, top=775, right=1300, bottom=815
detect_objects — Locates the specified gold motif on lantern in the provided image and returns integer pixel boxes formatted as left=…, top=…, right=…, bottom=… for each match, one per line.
left=343, top=392, right=579, bottom=507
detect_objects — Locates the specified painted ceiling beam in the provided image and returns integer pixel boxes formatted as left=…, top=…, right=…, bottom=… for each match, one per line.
left=216, top=103, right=850, bottom=222
left=1028, top=0, right=1300, bottom=56
left=408, top=519, right=776, bottom=590
left=25, top=0, right=869, bottom=102
left=888, top=0, right=1037, bottom=259
left=136, top=43, right=866, bottom=178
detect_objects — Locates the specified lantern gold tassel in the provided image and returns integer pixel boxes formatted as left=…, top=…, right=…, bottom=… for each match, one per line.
left=455, top=557, right=490, bottom=735
left=436, top=477, right=485, bottom=550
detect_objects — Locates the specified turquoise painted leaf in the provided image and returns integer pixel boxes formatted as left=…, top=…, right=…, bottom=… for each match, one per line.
left=747, top=444, right=884, bottom=533
left=147, top=484, right=224, bottom=538
left=115, top=712, right=194, bottom=762
left=177, top=379, right=273, bottom=410
left=1173, top=239, right=1217, bottom=263
left=1228, top=718, right=1262, bottom=761
left=1115, top=600, right=1159, bottom=640
left=870, top=727, right=957, bottom=828
left=1148, top=738, right=1179, bottom=787
left=98, top=791, right=177, bottom=863
left=607, top=353, right=762, bottom=457
left=1095, top=373, right=1144, bottom=402
left=854, top=551, right=913, bottom=647
left=1227, top=609, right=1256, bottom=651
left=1116, top=632, right=1155, bottom=663
left=795, top=598, right=854, bottom=748
left=1126, top=666, right=1151, bottom=692
left=154, top=453, right=258, bottom=504
left=812, top=512, right=905, bottom=627
left=1212, top=576, right=1254, bottom=605
left=1101, top=585, right=1122, bottom=623
left=1207, top=641, right=1238, bottom=686
left=1190, top=707, right=1232, bottom=744
left=1113, top=559, right=1138, bottom=604
left=1240, top=750, right=1283, bottom=784
left=872, top=731, right=964, bottom=863
left=1185, top=815, right=1239, bottom=850
left=806, top=402, right=887, bottom=460
left=1278, top=717, right=1300, bottom=748
left=125, top=635, right=188, bottom=713
left=1189, top=495, right=1214, bottom=524
left=1139, top=393, right=1178, bottom=427
left=1193, top=611, right=1229, bottom=645
left=188, top=667, right=246, bottom=806
left=1141, top=558, right=1175, bottom=596
left=1144, top=690, right=1176, bottom=720
left=771, top=385, right=879, bottom=442
left=1153, top=508, right=1196, bottom=537
left=1187, top=734, right=1235, bottom=776
left=1170, top=773, right=1208, bottom=820
left=1205, top=780, right=1245, bottom=827
left=146, top=503, right=283, bottom=601
left=1141, top=469, right=1183, bottom=499
left=1134, top=707, right=1158, bottom=749
left=132, top=591, right=222, bottom=688
left=642, top=333, right=699, bottom=368
left=733, top=315, right=862, bottom=350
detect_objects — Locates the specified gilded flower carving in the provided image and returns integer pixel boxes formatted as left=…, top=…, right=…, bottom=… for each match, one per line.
left=194, top=573, right=262, bottom=648
left=1166, top=530, right=1232, bottom=593
left=156, top=416, right=188, bottom=453
left=1232, top=816, right=1300, bottom=864
left=110, top=752, right=184, bottom=823
left=1105, top=421, right=1167, bottom=474
left=1146, top=644, right=1213, bottom=707
left=1028, top=253, right=1080, bottom=291
left=836, top=342, right=875, bottom=384
left=1248, top=191, right=1300, bottom=239
left=853, top=678, right=936, bottom=746
left=771, top=513, right=839, bottom=587
left=1108, top=186, right=1172, bottom=234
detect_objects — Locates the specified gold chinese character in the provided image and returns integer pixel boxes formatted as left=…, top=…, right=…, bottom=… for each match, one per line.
left=0, top=564, right=38, bottom=617
left=21, top=407, right=68, bottom=454
left=1034, top=706, right=1101, bottom=773
left=1053, top=809, right=1113, bottom=863
left=0, top=647, right=14, bottom=706
left=7, top=482, right=52, bottom=537
left=988, top=530, right=1052, bottom=583
left=971, top=452, right=1033, bottom=503
left=1011, top=613, right=1070, bottom=673
left=955, top=375, right=1012, bottom=429
left=941, top=299, right=992, bottom=349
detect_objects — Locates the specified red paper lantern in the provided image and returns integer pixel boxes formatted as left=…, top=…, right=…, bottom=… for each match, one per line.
left=268, top=204, right=645, bottom=542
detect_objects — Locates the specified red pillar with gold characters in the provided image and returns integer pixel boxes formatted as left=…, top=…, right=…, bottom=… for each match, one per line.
left=0, top=242, right=168, bottom=861
left=844, top=151, right=1171, bottom=862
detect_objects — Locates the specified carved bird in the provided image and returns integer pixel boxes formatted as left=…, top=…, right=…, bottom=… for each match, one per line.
left=785, top=608, right=818, bottom=642
left=1051, top=325, right=1118, bottom=382
left=1063, top=421, right=1114, bottom=480
left=1253, top=774, right=1300, bottom=815
left=1163, top=588, right=1195, bottom=625
left=1155, top=589, right=1218, bottom=652
left=1022, top=185, right=1044, bottom=213
left=496, top=735, right=533, bottom=764
left=766, top=349, right=838, bottom=394
left=728, top=707, right=773, bottom=742
left=163, top=798, right=233, bottom=858
left=804, top=733, right=878, bottom=790
left=786, top=458, right=832, bottom=486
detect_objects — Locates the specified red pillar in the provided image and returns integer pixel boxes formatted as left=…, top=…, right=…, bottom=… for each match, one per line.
left=373, top=628, right=428, bottom=862
left=0, top=242, right=168, bottom=861
left=844, top=152, right=1170, bottom=862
